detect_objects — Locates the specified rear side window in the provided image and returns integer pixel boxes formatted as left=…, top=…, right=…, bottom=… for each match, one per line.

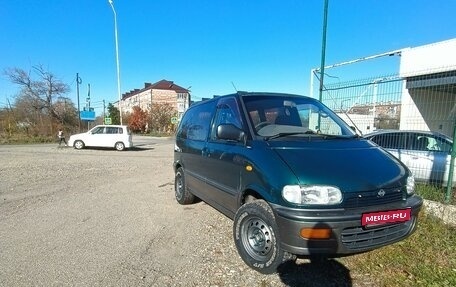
left=370, top=133, right=406, bottom=149
left=106, top=127, right=120, bottom=134
left=177, top=101, right=215, bottom=141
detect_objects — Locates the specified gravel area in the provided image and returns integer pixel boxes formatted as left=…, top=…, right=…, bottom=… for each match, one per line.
left=1, top=136, right=373, bottom=286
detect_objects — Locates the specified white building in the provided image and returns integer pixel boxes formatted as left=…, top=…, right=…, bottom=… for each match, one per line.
left=399, top=38, right=456, bottom=136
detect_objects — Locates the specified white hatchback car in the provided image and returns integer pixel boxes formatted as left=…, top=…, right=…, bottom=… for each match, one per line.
left=68, top=125, right=133, bottom=151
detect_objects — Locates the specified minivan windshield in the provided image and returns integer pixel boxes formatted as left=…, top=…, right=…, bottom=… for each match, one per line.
left=242, top=95, right=357, bottom=139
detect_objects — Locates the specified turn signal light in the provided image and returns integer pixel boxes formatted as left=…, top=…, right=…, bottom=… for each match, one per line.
left=300, top=228, right=332, bottom=239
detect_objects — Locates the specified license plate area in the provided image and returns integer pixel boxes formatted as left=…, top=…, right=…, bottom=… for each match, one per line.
left=362, top=208, right=411, bottom=227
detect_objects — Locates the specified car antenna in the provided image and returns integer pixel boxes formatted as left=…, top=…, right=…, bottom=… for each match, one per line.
left=231, top=81, right=238, bottom=92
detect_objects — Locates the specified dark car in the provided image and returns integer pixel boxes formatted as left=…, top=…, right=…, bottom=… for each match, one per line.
left=173, top=92, right=422, bottom=274
left=364, top=129, right=454, bottom=186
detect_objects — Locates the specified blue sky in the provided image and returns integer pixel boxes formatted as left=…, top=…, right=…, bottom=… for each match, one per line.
left=1, top=0, right=455, bottom=114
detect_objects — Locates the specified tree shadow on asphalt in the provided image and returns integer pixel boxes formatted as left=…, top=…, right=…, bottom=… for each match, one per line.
left=277, top=258, right=352, bottom=287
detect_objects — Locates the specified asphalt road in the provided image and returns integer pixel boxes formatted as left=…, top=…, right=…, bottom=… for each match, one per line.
left=0, top=136, right=360, bottom=287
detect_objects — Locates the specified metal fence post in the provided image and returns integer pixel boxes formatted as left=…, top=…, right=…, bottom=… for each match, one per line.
left=445, top=121, right=456, bottom=203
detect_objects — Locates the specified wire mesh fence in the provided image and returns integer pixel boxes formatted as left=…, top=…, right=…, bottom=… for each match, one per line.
left=318, top=69, right=456, bottom=202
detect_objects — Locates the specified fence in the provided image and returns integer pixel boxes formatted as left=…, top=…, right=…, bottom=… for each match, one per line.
left=315, top=69, right=456, bottom=201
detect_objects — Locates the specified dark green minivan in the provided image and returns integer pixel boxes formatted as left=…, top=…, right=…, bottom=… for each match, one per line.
left=173, top=92, right=422, bottom=274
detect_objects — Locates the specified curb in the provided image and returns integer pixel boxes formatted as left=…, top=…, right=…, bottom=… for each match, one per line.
left=423, top=199, right=456, bottom=226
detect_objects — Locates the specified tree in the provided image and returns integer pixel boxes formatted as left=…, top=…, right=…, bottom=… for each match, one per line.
left=4, top=65, right=72, bottom=135
left=5, top=65, right=70, bottom=122
left=107, top=103, right=120, bottom=125
left=149, top=103, right=177, bottom=133
left=53, top=98, right=78, bottom=127
left=128, top=106, right=149, bottom=133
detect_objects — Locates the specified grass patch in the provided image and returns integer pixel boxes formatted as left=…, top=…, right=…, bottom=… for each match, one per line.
left=416, top=183, right=456, bottom=205
left=341, top=211, right=456, bottom=286
left=0, top=133, right=55, bottom=144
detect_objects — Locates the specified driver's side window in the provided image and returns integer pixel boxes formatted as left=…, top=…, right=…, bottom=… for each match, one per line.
left=210, top=97, right=242, bottom=141
left=92, top=127, right=105, bottom=134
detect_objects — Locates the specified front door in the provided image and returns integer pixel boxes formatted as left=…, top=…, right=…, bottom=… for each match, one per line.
left=86, top=126, right=106, bottom=147
left=204, top=97, right=245, bottom=216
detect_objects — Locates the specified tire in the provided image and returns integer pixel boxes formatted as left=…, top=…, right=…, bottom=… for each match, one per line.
left=74, top=140, right=84, bottom=150
left=174, top=167, right=195, bottom=205
left=115, top=142, right=125, bottom=151
left=233, top=200, right=295, bottom=274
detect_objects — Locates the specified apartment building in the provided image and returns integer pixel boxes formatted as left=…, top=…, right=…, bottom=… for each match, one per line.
left=119, top=79, right=190, bottom=120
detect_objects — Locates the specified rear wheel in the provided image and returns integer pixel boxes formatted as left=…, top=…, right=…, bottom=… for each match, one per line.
left=115, top=142, right=125, bottom=151
left=175, top=167, right=196, bottom=204
left=233, top=200, right=295, bottom=274
left=74, top=140, right=84, bottom=150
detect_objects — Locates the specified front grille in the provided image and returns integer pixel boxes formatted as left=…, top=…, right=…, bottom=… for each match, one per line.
left=343, top=187, right=405, bottom=208
left=341, top=219, right=415, bottom=250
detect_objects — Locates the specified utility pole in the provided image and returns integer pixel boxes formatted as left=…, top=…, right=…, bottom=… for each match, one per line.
left=76, top=73, right=82, bottom=131
left=103, top=99, right=106, bottom=120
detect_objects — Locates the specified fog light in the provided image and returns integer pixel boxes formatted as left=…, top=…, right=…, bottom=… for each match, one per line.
left=300, top=228, right=332, bottom=239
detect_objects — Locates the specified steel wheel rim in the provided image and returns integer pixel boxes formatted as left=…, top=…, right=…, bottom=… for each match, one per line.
left=241, top=216, right=273, bottom=261
left=175, top=173, right=183, bottom=200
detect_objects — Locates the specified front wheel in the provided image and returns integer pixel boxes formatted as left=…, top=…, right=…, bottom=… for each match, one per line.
left=74, top=140, right=84, bottom=150
left=233, top=200, right=295, bottom=274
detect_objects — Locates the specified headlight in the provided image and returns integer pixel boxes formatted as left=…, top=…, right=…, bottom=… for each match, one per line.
left=406, top=176, right=415, bottom=195
left=282, top=185, right=342, bottom=205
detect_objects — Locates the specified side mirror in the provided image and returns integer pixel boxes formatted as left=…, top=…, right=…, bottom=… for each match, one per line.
left=217, top=124, right=245, bottom=142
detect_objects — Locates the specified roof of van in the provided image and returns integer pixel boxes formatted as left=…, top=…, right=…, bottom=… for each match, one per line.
left=194, top=91, right=311, bottom=104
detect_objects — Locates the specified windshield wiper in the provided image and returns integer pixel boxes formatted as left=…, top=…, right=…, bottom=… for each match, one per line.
left=264, top=132, right=312, bottom=141
left=264, top=132, right=356, bottom=141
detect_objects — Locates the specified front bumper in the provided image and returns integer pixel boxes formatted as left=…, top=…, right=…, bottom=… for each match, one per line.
left=270, top=195, right=423, bottom=256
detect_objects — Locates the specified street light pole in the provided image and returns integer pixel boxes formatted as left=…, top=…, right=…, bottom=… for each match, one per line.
left=76, top=73, right=82, bottom=131
left=108, top=0, right=122, bottom=125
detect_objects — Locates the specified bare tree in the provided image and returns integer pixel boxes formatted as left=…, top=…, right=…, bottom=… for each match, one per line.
left=5, top=65, right=70, bottom=123
left=4, top=65, right=72, bottom=135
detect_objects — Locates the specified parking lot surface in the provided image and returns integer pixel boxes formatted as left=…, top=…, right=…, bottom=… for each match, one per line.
left=1, top=136, right=364, bottom=286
